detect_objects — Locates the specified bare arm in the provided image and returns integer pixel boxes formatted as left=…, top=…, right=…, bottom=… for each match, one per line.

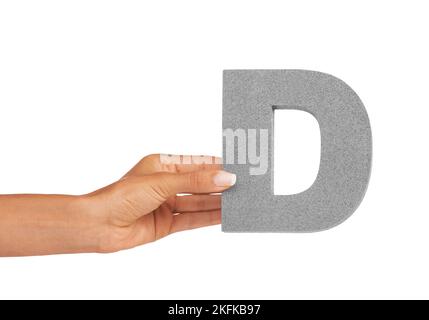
left=0, top=194, right=98, bottom=256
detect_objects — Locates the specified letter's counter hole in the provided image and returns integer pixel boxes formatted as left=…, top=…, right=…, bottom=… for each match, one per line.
left=273, top=109, right=321, bottom=195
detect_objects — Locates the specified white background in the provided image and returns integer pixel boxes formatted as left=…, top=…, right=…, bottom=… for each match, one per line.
left=0, top=0, right=428, bottom=300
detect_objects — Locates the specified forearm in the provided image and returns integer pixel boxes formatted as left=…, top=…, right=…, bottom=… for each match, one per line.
left=0, top=194, right=100, bottom=256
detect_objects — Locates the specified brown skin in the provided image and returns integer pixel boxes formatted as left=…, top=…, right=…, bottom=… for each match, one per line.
left=0, top=154, right=236, bottom=256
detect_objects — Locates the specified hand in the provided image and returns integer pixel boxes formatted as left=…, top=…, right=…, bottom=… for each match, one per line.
left=86, top=154, right=236, bottom=253
left=0, top=154, right=236, bottom=256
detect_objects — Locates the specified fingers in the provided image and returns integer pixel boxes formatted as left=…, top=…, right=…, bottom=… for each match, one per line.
left=125, top=154, right=223, bottom=177
left=174, top=194, right=221, bottom=213
left=147, top=170, right=236, bottom=200
left=170, top=210, right=221, bottom=234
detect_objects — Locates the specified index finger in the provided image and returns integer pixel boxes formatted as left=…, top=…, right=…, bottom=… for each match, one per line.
left=125, top=154, right=223, bottom=177
left=159, top=154, right=223, bottom=172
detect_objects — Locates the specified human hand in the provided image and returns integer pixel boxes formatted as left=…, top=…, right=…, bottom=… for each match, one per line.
left=86, top=154, right=236, bottom=253
left=0, top=154, right=235, bottom=256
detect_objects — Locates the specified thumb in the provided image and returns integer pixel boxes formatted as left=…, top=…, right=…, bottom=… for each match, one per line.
left=147, top=170, right=236, bottom=199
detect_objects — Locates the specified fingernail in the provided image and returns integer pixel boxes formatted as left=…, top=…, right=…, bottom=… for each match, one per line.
left=213, top=171, right=237, bottom=187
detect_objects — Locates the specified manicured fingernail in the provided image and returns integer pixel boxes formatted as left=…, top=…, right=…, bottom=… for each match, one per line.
left=213, top=171, right=237, bottom=187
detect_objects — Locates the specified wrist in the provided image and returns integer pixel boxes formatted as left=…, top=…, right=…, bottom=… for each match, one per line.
left=67, top=194, right=107, bottom=254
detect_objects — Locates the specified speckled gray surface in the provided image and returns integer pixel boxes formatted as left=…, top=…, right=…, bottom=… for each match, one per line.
left=222, top=70, right=372, bottom=232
